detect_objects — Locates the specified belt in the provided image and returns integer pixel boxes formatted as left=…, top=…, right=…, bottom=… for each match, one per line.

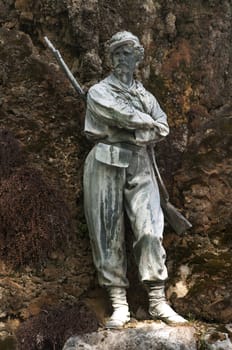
left=98, top=141, right=146, bottom=153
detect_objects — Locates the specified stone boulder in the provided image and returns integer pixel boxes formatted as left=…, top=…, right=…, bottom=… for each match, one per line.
left=63, top=322, right=197, bottom=350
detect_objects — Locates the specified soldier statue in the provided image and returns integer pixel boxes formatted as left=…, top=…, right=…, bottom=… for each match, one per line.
left=83, top=31, right=188, bottom=328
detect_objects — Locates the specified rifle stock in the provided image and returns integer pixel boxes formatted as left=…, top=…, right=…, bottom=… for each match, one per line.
left=149, top=147, right=192, bottom=235
left=161, top=200, right=192, bottom=235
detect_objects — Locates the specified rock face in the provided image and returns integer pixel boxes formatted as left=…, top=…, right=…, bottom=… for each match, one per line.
left=63, top=323, right=197, bottom=350
left=0, top=0, right=231, bottom=346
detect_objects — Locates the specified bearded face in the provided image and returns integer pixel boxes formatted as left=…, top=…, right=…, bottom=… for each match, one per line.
left=111, top=44, right=138, bottom=77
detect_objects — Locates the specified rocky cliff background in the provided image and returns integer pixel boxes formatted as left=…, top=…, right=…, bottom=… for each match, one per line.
left=0, top=0, right=231, bottom=348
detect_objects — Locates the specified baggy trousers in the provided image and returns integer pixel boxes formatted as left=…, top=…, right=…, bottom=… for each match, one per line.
left=83, top=144, right=168, bottom=288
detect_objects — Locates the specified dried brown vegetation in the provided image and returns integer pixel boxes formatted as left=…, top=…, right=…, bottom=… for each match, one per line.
left=0, top=129, right=26, bottom=180
left=16, top=302, right=99, bottom=350
left=0, top=129, right=71, bottom=267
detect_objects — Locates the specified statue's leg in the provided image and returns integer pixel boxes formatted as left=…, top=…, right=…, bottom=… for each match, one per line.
left=83, top=147, right=129, bottom=288
left=83, top=147, right=130, bottom=328
left=124, top=149, right=187, bottom=324
left=124, top=148, right=167, bottom=283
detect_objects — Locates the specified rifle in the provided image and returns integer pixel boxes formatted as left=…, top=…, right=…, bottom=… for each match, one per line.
left=44, top=37, right=192, bottom=235
left=44, top=36, right=86, bottom=100
left=149, top=147, right=192, bottom=235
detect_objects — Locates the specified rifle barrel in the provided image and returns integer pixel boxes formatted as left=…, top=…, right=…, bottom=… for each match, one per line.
left=44, top=36, right=85, bottom=98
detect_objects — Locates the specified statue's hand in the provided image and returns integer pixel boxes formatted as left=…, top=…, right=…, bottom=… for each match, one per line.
left=135, top=112, right=156, bottom=129
left=134, top=129, right=161, bottom=144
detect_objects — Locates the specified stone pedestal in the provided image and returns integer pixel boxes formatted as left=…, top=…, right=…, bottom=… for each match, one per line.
left=63, top=322, right=197, bottom=350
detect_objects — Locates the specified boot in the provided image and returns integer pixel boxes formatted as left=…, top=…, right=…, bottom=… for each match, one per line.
left=147, top=283, right=188, bottom=325
left=105, top=287, right=130, bottom=329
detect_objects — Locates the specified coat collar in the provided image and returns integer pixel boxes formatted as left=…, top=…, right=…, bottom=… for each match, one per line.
left=104, top=73, right=146, bottom=97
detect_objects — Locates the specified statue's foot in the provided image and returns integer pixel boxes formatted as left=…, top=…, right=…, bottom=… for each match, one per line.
left=149, top=301, right=188, bottom=325
left=105, top=307, right=130, bottom=329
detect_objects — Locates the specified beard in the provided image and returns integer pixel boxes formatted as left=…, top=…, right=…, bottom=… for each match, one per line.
left=112, top=63, right=134, bottom=86
left=113, top=64, right=130, bottom=75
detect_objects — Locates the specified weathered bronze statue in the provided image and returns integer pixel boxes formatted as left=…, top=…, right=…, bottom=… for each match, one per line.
left=83, top=31, right=189, bottom=328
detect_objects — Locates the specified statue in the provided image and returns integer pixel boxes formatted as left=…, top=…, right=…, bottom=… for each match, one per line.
left=83, top=31, right=188, bottom=328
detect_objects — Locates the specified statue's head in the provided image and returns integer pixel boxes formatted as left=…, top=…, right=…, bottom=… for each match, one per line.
left=108, top=31, right=144, bottom=64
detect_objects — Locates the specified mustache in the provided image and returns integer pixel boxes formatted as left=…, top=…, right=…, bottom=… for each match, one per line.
left=113, top=64, right=130, bottom=71
left=113, top=66, right=130, bottom=75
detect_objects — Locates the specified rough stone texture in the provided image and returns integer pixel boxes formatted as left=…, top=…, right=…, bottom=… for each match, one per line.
left=0, top=0, right=231, bottom=347
left=202, top=327, right=232, bottom=350
left=63, top=322, right=197, bottom=350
